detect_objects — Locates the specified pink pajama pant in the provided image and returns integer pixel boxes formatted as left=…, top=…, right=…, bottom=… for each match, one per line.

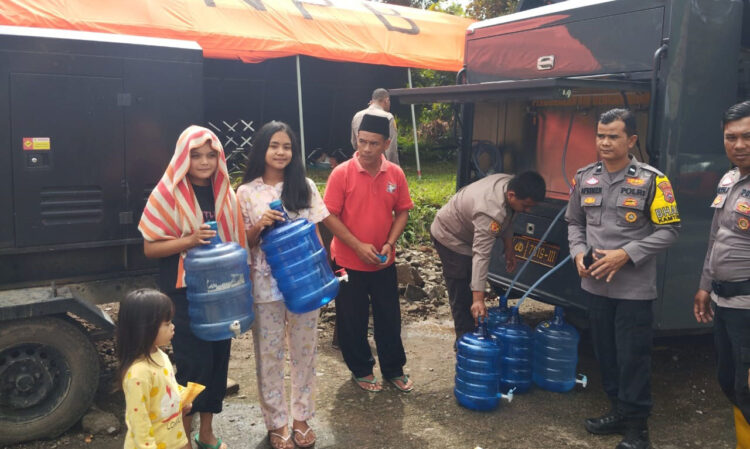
left=251, top=301, right=318, bottom=430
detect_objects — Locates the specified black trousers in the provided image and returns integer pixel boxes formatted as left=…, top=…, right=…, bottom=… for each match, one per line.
left=714, top=305, right=750, bottom=423
left=170, top=290, right=231, bottom=415
left=587, top=293, right=654, bottom=420
left=431, top=236, right=475, bottom=340
left=334, top=264, right=406, bottom=379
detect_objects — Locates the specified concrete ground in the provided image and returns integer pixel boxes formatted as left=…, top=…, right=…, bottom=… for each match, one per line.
left=2, top=300, right=736, bottom=449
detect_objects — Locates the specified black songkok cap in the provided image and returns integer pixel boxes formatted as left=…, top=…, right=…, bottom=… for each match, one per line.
left=359, top=114, right=390, bottom=139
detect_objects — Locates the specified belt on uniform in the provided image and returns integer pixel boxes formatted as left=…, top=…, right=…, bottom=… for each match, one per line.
left=711, top=279, right=750, bottom=297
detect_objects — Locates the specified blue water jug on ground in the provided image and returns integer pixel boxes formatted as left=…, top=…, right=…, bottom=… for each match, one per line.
left=533, top=306, right=587, bottom=392
left=487, top=295, right=512, bottom=329
left=261, top=200, right=345, bottom=314
left=490, top=307, right=534, bottom=394
left=454, top=321, right=514, bottom=411
left=184, top=221, right=254, bottom=341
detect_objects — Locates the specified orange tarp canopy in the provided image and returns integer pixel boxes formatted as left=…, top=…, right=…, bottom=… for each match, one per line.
left=0, top=0, right=473, bottom=71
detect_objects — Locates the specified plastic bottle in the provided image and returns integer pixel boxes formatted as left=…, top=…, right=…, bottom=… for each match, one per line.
left=490, top=307, right=534, bottom=394
left=532, top=306, right=587, bottom=392
left=261, top=200, right=344, bottom=313
left=184, top=221, right=254, bottom=341
left=454, top=321, right=513, bottom=411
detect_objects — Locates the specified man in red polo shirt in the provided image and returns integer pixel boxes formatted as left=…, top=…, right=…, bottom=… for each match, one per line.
left=323, top=114, right=414, bottom=393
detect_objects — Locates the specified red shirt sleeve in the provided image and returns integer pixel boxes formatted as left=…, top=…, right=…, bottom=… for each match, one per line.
left=324, top=163, right=346, bottom=216
left=394, top=168, right=414, bottom=212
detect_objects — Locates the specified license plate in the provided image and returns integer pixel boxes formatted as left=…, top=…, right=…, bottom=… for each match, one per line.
left=512, top=236, right=560, bottom=268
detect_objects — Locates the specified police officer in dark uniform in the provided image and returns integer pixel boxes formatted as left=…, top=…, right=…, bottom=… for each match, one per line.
left=693, top=100, right=750, bottom=447
left=566, top=109, right=680, bottom=449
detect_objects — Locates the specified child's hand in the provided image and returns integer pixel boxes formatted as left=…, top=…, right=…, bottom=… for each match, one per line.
left=257, top=209, right=286, bottom=229
left=182, top=402, right=192, bottom=415
left=188, top=224, right=216, bottom=247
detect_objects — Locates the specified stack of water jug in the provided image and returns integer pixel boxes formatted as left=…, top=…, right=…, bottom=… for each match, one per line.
left=184, top=200, right=345, bottom=341
left=455, top=298, right=587, bottom=411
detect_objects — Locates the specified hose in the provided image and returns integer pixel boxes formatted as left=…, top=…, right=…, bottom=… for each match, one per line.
left=503, top=205, right=567, bottom=300
left=502, top=109, right=576, bottom=300
left=514, top=253, right=572, bottom=311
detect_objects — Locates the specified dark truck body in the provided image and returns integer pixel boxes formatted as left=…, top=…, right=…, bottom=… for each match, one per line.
left=0, top=27, right=204, bottom=444
left=392, top=0, right=750, bottom=332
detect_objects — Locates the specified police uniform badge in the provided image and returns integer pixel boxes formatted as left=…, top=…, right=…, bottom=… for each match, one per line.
left=625, top=211, right=638, bottom=223
left=626, top=178, right=646, bottom=186
left=736, top=201, right=750, bottom=215
left=489, top=220, right=501, bottom=235
left=649, top=175, right=680, bottom=224
left=738, top=217, right=750, bottom=231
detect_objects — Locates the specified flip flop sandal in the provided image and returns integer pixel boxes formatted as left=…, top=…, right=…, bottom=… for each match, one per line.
left=268, top=431, right=294, bottom=449
left=351, top=373, right=382, bottom=392
left=388, top=374, right=414, bottom=393
left=194, top=434, right=227, bottom=449
left=293, top=427, right=317, bottom=448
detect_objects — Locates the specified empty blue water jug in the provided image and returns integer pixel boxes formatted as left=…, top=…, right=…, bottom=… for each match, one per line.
left=454, top=321, right=513, bottom=411
left=490, top=307, right=533, bottom=394
left=261, top=200, right=343, bottom=314
left=184, top=221, right=254, bottom=341
left=533, top=306, right=587, bottom=392
left=487, top=295, right=512, bottom=329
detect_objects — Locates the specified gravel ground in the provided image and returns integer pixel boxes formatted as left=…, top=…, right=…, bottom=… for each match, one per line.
left=1, top=247, right=736, bottom=449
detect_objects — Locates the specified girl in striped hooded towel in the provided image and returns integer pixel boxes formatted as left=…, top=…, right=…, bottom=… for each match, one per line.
left=139, top=125, right=242, bottom=449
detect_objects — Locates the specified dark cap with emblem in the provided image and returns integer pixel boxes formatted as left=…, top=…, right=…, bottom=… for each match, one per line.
left=359, top=114, right=390, bottom=139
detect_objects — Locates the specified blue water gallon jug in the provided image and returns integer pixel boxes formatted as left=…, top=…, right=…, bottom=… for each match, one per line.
left=487, top=295, right=512, bottom=329
left=261, top=200, right=342, bottom=314
left=454, top=321, right=513, bottom=411
left=533, top=306, right=587, bottom=392
left=490, top=307, right=534, bottom=394
left=184, top=221, right=254, bottom=341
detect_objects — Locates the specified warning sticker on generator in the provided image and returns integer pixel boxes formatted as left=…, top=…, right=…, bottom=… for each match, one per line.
left=22, top=137, right=51, bottom=150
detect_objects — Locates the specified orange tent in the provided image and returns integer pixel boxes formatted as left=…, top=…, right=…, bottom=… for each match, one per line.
left=0, top=0, right=473, bottom=71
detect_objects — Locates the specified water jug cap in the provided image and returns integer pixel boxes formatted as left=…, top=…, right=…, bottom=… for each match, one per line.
left=509, top=307, right=520, bottom=324
left=269, top=199, right=283, bottom=211
left=553, top=306, right=565, bottom=324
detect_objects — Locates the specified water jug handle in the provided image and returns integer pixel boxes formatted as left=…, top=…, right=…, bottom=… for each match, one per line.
left=229, top=320, right=241, bottom=338
left=335, top=268, right=349, bottom=283
left=498, top=387, right=515, bottom=403
left=576, top=373, right=588, bottom=388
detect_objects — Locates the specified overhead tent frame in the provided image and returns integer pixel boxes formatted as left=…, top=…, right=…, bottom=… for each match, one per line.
left=389, top=78, right=651, bottom=104
left=1, top=0, right=474, bottom=169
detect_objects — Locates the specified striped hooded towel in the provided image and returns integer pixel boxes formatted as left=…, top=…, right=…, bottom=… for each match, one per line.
left=138, top=125, right=247, bottom=288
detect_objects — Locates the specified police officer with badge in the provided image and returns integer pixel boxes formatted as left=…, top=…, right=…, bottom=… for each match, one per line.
left=566, top=109, right=680, bottom=449
left=430, top=171, right=546, bottom=341
left=693, top=101, right=750, bottom=447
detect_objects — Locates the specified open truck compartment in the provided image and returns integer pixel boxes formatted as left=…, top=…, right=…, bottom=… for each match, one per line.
left=391, top=0, right=750, bottom=332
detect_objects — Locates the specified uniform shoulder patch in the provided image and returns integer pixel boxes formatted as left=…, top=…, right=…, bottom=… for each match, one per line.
left=489, top=220, right=501, bottom=235
left=650, top=175, right=680, bottom=224
left=639, top=164, right=665, bottom=177
left=575, top=161, right=599, bottom=175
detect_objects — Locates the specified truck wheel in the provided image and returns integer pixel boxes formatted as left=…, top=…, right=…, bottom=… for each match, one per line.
left=0, top=316, right=100, bottom=445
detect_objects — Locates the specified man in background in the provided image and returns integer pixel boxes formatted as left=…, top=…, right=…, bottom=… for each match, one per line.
left=351, top=88, right=399, bottom=164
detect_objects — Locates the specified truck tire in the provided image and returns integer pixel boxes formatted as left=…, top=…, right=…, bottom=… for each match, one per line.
left=0, top=316, right=100, bottom=445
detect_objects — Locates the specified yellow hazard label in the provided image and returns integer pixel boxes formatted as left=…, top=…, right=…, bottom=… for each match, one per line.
left=22, top=137, right=50, bottom=150
left=650, top=175, right=680, bottom=224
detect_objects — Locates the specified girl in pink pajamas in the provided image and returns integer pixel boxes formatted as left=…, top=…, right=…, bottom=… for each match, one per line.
left=236, top=121, right=330, bottom=449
